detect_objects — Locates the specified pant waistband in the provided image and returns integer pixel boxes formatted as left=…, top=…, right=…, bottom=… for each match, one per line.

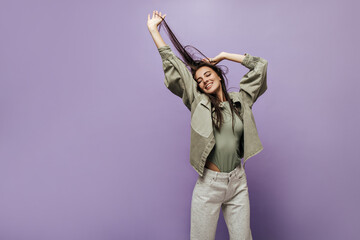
left=202, top=164, right=245, bottom=181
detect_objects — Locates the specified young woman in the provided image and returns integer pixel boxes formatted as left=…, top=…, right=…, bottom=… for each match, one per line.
left=147, top=10, right=268, bottom=240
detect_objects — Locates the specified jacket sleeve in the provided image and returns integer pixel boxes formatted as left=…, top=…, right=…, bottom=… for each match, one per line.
left=158, top=45, right=200, bottom=111
left=239, top=53, right=268, bottom=108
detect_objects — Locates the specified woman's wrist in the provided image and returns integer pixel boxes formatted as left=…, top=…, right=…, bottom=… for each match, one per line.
left=148, top=26, right=159, bottom=33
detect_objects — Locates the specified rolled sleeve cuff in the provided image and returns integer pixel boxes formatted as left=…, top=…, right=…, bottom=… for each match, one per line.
left=241, top=53, right=260, bottom=70
left=157, top=45, right=173, bottom=60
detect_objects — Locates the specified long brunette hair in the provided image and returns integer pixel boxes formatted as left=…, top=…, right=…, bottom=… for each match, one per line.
left=157, top=15, right=242, bottom=133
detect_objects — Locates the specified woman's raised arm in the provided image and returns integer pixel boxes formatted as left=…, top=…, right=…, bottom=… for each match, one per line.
left=201, top=52, right=246, bottom=65
left=147, top=10, right=167, bottom=48
left=147, top=11, right=200, bottom=110
left=238, top=53, right=268, bottom=108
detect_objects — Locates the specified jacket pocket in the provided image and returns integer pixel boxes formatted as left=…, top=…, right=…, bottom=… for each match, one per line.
left=191, top=102, right=213, bottom=138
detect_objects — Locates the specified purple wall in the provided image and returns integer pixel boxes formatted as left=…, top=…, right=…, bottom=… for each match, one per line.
left=1, top=0, right=359, bottom=239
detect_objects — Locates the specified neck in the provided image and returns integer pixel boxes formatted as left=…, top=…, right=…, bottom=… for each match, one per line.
left=216, top=89, right=226, bottom=102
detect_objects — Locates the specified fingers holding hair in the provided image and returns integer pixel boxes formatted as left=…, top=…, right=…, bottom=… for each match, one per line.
left=154, top=10, right=166, bottom=19
left=147, top=10, right=166, bottom=29
left=201, top=57, right=215, bottom=64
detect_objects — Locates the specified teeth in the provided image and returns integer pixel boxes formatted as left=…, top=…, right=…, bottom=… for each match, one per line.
left=206, top=83, right=213, bottom=89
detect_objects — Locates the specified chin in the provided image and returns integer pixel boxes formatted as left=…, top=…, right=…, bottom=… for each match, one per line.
left=206, top=90, right=216, bottom=94
left=205, top=85, right=220, bottom=94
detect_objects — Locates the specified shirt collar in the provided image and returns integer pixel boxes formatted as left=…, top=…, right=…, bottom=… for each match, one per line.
left=201, top=92, right=242, bottom=110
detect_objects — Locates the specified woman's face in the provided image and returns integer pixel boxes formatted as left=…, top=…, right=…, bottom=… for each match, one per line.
left=194, top=66, right=222, bottom=95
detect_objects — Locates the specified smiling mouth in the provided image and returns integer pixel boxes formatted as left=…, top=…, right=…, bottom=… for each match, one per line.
left=205, top=82, right=213, bottom=90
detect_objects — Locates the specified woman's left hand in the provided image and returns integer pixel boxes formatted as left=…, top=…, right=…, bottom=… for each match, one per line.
left=201, top=52, right=226, bottom=65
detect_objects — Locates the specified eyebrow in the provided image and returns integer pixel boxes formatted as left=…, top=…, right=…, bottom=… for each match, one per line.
left=196, top=71, right=211, bottom=81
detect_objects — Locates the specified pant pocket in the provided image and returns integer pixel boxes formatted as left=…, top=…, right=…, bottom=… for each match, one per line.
left=197, top=175, right=214, bottom=186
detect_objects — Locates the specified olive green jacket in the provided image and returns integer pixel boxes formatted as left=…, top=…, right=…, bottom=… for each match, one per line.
left=158, top=45, right=268, bottom=177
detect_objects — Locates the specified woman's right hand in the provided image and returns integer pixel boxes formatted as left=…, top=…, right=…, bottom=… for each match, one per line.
left=201, top=52, right=226, bottom=65
left=147, top=10, right=166, bottom=31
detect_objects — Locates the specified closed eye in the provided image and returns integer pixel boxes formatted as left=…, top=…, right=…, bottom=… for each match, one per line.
left=196, top=71, right=211, bottom=83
